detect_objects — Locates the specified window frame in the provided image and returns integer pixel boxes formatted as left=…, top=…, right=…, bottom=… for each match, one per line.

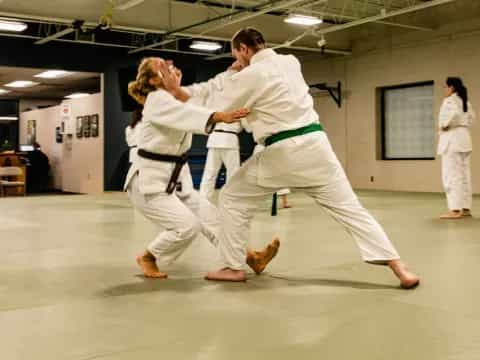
left=380, top=80, right=435, bottom=161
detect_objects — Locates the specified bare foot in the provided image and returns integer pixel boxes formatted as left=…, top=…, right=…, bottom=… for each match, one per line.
left=246, top=238, right=280, bottom=275
left=280, top=204, right=292, bottom=209
left=136, top=252, right=168, bottom=279
left=205, top=268, right=246, bottom=282
left=440, top=211, right=463, bottom=219
left=462, top=209, right=472, bottom=217
left=388, top=260, right=420, bottom=289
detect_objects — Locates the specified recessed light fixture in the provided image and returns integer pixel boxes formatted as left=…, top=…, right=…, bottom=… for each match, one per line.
left=0, top=116, right=18, bottom=121
left=0, top=88, right=11, bottom=95
left=284, top=14, right=323, bottom=26
left=189, top=41, right=222, bottom=51
left=5, top=80, right=39, bottom=88
left=65, top=93, right=89, bottom=99
left=34, top=70, right=72, bottom=79
left=0, top=19, right=28, bottom=32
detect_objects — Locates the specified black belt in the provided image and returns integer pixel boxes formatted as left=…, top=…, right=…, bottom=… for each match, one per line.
left=138, top=149, right=188, bottom=194
left=214, top=129, right=239, bottom=135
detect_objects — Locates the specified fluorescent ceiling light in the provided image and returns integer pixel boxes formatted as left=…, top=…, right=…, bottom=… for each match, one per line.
left=0, top=116, right=18, bottom=121
left=0, top=19, right=28, bottom=32
left=284, top=14, right=323, bottom=26
left=0, top=89, right=10, bottom=95
left=34, top=70, right=72, bottom=79
left=65, top=93, right=89, bottom=99
left=5, top=80, right=39, bottom=88
left=190, top=41, right=222, bottom=51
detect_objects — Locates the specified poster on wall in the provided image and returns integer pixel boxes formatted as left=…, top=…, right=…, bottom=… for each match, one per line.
left=61, top=102, right=74, bottom=134
left=27, top=120, right=36, bottom=144
left=82, top=115, right=91, bottom=138
left=76, top=116, right=83, bottom=138
left=90, top=114, right=99, bottom=137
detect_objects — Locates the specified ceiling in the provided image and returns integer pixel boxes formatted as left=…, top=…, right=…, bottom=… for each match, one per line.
left=0, top=67, right=101, bottom=100
left=0, top=0, right=479, bottom=59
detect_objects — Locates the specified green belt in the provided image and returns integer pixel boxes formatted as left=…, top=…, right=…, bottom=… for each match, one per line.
left=264, top=123, right=323, bottom=147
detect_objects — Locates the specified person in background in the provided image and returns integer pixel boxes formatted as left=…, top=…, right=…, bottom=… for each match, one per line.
left=437, top=77, right=475, bottom=219
left=28, top=142, right=50, bottom=193
left=125, top=106, right=142, bottom=165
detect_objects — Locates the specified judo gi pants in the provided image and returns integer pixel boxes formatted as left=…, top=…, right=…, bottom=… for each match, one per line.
left=127, top=174, right=219, bottom=264
left=215, top=155, right=400, bottom=270
left=441, top=151, right=472, bottom=211
left=200, top=148, right=240, bottom=199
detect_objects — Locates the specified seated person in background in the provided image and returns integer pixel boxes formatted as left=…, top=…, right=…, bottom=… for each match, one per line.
left=27, top=142, right=50, bottom=193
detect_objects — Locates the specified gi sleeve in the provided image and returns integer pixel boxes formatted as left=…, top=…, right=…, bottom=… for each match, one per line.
left=143, top=89, right=214, bottom=135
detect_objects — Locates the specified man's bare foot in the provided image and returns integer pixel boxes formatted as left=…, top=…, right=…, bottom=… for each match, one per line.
left=388, top=260, right=420, bottom=289
left=462, top=209, right=472, bottom=217
left=246, top=238, right=280, bottom=275
left=205, top=268, right=246, bottom=282
left=136, top=251, right=168, bottom=279
left=440, top=210, right=463, bottom=219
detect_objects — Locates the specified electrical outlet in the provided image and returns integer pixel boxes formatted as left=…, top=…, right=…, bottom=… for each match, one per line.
left=370, top=176, right=374, bottom=182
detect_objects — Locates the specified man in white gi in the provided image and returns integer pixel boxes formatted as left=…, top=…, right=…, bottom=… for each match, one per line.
left=160, top=28, right=419, bottom=288
left=437, top=77, right=475, bottom=219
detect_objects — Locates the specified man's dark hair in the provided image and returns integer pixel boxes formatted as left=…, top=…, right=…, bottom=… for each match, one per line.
left=231, top=28, right=266, bottom=51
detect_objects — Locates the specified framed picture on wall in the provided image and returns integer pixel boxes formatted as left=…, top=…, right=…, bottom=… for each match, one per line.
left=55, top=126, right=63, bottom=143
left=27, top=120, right=36, bottom=144
left=90, top=114, right=99, bottom=137
left=83, top=115, right=91, bottom=138
left=76, top=116, right=83, bottom=138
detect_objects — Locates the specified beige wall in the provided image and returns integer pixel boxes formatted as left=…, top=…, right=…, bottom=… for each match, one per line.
left=302, top=25, right=480, bottom=194
left=19, top=93, right=104, bottom=194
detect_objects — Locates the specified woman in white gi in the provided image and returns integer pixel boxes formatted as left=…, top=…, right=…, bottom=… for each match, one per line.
left=161, top=29, right=419, bottom=288
left=191, top=70, right=243, bottom=200
left=438, top=77, right=475, bottom=219
left=125, top=57, right=279, bottom=279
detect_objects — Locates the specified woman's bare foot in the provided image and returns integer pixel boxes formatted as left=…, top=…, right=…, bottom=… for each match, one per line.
left=246, top=238, right=280, bottom=275
left=388, top=260, right=420, bottom=289
left=136, top=251, right=168, bottom=279
left=205, top=268, right=247, bottom=282
left=440, top=210, right=463, bottom=219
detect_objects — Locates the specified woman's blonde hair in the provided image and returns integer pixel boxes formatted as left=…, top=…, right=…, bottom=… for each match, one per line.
left=128, top=57, right=162, bottom=105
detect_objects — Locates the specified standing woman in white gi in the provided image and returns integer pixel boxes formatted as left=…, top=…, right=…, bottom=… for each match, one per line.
left=161, top=28, right=419, bottom=288
left=126, top=57, right=278, bottom=279
left=191, top=70, right=243, bottom=200
left=438, top=77, right=475, bottom=219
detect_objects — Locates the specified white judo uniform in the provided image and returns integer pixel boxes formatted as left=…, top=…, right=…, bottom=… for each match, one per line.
left=437, top=94, right=475, bottom=211
left=125, top=125, right=139, bottom=164
left=190, top=71, right=242, bottom=199
left=253, top=144, right=290, bottom=197
left=186, top=49, right=400, bottom=270
left=124, top=89, right=220, bottom=264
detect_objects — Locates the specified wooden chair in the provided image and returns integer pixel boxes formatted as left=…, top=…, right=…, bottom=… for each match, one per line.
left=0, top=167, right=26, bottom=197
